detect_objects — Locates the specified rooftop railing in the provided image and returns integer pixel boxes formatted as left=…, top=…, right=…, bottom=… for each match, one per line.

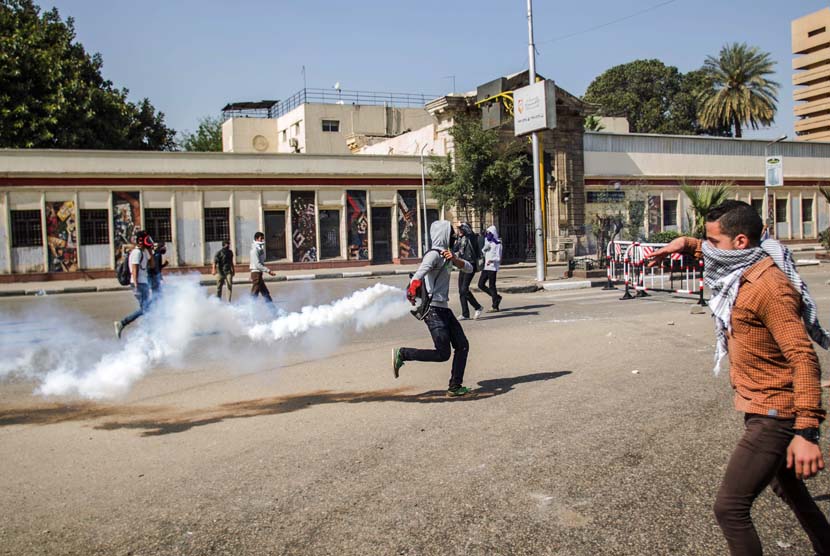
left=271, top=88, right=437, bottom=117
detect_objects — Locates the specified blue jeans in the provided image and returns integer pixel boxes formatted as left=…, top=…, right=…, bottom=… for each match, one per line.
left=121, top=283, right=150, bottom=328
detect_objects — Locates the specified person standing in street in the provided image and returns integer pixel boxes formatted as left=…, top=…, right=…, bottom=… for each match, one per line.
left=478, top=225, right=502, bottom=312
left=212, top=240, right=235, bottom=301
left=114, top=231, right=153, bottom=339
left=454, top=222, right=483, bottom=320
left=393, top=220, right=474, bottom=397
left=148, top=240, right=168, bottom=299
left=250, top=232, right=275, bottom=303
left=648, top=200, right=830, bottom=556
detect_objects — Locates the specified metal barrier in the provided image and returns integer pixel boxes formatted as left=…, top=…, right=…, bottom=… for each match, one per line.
left=604, top=240, right=706, bottom=305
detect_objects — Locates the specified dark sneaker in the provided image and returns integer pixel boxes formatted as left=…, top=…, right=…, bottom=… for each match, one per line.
left=494, top=294, right=502, bottom=310
left=392, top=348, right=405, bottom=379
left=446, top=386, right=471, bottom=397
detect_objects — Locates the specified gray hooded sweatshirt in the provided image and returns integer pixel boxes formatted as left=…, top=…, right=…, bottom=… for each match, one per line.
left=249, top=241, right=269, bottom=273
left=412, top=220, right=472, bottom=309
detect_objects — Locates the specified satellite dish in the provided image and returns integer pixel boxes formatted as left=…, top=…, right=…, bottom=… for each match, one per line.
left=333, top=82, right=341, bottom=90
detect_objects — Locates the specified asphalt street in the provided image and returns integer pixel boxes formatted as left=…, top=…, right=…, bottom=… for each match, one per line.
left=3, top=268, right=830, bottom=555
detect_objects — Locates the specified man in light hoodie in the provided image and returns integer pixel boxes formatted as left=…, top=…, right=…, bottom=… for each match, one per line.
left=478, top=225, right=503, bottom=311
left=393, top=220, right=474, bottom=397
left=250, top=231, right=275, bottom=303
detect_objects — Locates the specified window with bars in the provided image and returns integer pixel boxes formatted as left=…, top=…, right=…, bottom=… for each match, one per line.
left=775, top=199, right=788, bottom=223
left=204, top=208, right=230, bottom=242
left=144, top=208, right=172, bottom=242
left=80, top=209, right=109, bottom=245
left=321, top=119, right=340, bottom=132
left=10, top=210, right=43, bottom=247
left=662, top=200, right=677, bottom=226
left=802, top=198, right=814, bottom=222
left=751, top=199, right=764, bottom=217
left=319, top=210, right=341, bottom=259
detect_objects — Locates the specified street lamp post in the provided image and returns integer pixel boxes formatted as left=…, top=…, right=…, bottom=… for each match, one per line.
left=420, top=143, right=430, bottom=255
left=763, top=134, right=787, bottom=238
left=526, top=0, right=546, bottom=282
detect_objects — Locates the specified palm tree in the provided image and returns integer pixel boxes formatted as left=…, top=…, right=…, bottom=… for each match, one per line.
left=698, top=43, right=779, bottom=138
left=681, top=183, right=733, bottom=238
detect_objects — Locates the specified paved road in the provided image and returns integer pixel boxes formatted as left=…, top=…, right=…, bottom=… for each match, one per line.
left=2, top=269, right=830, bottom=555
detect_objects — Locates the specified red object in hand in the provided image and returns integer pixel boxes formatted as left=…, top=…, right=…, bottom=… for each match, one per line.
left=406, top=279, right=422, bottom=305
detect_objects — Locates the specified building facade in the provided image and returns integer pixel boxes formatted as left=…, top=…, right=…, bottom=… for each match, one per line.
left=793, top=8, right=830, bottom=142
left=0, top=150, right=442, bottom=279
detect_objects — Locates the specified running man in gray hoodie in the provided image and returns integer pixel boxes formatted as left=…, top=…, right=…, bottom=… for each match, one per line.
left=393, top=220, right=474, bottom=397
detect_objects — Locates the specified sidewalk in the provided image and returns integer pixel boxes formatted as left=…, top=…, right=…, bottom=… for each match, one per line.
left=0, top=261, right=576, bottom=298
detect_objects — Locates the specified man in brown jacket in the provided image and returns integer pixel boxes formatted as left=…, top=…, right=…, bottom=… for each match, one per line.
left=650, top=200, right=830, bottom=555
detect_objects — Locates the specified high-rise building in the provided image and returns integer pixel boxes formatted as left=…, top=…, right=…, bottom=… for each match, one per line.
left=793, top=8, right=830, bottom=141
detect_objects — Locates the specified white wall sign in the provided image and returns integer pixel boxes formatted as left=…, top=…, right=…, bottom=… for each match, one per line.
left=765, top=156, right=783, bottom=187
left=513, top=80, right=556, bottom=136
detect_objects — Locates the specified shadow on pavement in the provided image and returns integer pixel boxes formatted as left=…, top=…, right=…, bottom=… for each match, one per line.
left=0, top=372, right=570, bottom=436
left=479, top=310, right=539, bottom=320
left=89, top=371, right=571, bottom=437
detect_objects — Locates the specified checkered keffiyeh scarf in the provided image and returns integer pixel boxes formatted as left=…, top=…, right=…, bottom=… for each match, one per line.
left=703, top=238, right=830, bottom=374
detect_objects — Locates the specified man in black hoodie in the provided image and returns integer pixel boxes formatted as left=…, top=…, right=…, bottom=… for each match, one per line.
left=454, top=223, right=483, bottom=320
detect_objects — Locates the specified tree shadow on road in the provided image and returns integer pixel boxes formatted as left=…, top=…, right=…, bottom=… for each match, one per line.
left=88, top=371, right=571, bottom=437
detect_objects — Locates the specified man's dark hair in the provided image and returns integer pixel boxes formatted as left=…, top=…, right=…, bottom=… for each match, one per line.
left=705, top=200, right=762, bottom=244
left=254, top=232, right=265, bottom=241
left=222, top=240, right=230, bottom=248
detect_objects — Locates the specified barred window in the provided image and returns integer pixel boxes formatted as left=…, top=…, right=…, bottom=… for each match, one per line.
left=319, top=210, right=341, bottom=259
left=10, top=210, right=42, bottom=247
left=144, top=208, right=172, bottom=243
left=204, top=208, right=230, bottom=242
left=321, top=119, right=340, bottom=132
left=775, top=199, right=788, bottom=223
left=662, top=200, right=677, bottom=227
left=80, top=209, right=109, bottom=245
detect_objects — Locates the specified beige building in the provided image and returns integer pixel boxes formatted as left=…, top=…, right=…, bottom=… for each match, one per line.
left=793, top=8, right=830, bottom=141
left=222, top=89, right=435, bottom=155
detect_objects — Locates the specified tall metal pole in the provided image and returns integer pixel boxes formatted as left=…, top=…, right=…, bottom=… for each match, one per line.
left=420, top=143, right=430, bottom=254
left=527, top=0, right=545, bottom=282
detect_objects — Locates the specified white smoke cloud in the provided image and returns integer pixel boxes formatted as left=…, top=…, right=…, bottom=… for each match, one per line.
left=0, top=277, right=410, bottom=400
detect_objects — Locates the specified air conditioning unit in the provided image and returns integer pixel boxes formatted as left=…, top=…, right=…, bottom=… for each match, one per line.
left=288, top=138, right=298, bottom=148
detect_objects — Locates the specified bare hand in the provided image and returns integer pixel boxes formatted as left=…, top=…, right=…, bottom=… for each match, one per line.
left=646, top=237, right=687, bottom=267
left=787, top=435, right=825, bottom=479
left=441, top=250, right=454, bottom=261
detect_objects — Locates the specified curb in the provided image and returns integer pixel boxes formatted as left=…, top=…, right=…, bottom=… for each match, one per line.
left=541, top=280, right=593, bottom=292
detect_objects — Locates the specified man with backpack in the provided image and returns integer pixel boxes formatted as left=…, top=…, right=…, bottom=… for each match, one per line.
left=393, top=220, right=474, bottom=397
left=114, top=230, right=153, bottom=339
left=212, top=240, right=235, bottom=301
left=454, top=222, right=483, bottom=320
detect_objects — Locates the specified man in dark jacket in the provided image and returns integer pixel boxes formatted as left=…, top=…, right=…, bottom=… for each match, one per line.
left=212, top=240, right=235, bottom=301
left=454, top=223, right=483, bottom=320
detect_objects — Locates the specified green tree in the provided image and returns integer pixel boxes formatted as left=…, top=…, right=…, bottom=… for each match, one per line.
left=681, top=182, right=733, bottom=238
left=0, top=0, right=176, bottom=149
left=428, top=114, right=530, bottom=224
left=698, top=43, right=779, bottom=138
left=584, top=115, right=605, bottom=132
left=180, top=116, right=224, bottom=152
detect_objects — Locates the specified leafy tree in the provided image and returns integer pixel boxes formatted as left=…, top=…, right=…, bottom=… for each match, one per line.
left=180, top=116, right=224, bottom=152
left=0, top=0, right=176, bottom=149
left=681, top=182, right=733, bottom=238
left=583, top=60, right=731, bottom=136
left=698, top=43, right=779, bottom=138
left=428, top=114, right=530, bottom=224
left=584, top=115, right=605, bottom=132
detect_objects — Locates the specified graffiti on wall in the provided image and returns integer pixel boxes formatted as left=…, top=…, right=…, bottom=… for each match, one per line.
left=346, top=190, right=368, bottom=260
left=113, top=191, right=141, bottom=266
left=397, top=191, right=418, bottom=258
left=291, top=191, right=317, bottom=262
left=647, top=195, right=661, bottom=236
left=46, top=201, right=78, bottom=272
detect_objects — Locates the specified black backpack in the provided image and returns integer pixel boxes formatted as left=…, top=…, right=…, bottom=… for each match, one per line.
left=116, top=250, right=142, bottom=286
left=409, top=249, right=444, bottom=320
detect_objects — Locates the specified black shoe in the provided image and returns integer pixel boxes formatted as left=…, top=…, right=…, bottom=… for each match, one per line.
left=494, top=295, right=502, bottom=310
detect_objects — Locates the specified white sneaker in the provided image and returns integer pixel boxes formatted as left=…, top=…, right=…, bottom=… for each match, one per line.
left=458, top=315, right=469, bottom=321
left=474, top=309, right=482, bottom=320
left=114, top=321, right=124, bottom=339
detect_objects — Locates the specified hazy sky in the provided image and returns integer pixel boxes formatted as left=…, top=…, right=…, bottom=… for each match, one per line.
left=42, top=0, right=828, bottom=140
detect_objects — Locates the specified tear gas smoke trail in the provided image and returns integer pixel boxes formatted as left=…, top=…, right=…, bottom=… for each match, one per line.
left=0, top=277, right=411, bottom=400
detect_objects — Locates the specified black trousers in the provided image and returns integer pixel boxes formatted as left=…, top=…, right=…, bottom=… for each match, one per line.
left=478, top=270, right=499, bottom=308
left=400, top=306, right=469, bottom=389
left=713, top=414, right=830, bottom=555
left=458, top=270, right=482, bottom=318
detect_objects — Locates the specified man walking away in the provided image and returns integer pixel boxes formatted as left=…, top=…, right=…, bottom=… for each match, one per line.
left=454, top=222, right=483, bottom=320
left=114, top=231, right=153, bottom=339
left=648, top=200, right=830, bottom=555
left=250, top=232, right=275, bottom=303
left=393, top=220, right=474, bottom=397
left=212, top=240, right=235, bottom=301
left=478, top=225, right=502, bottom=312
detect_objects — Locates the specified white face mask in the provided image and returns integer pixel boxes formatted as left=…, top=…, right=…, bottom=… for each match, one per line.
left=255, top=240, right=265, bottom=246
